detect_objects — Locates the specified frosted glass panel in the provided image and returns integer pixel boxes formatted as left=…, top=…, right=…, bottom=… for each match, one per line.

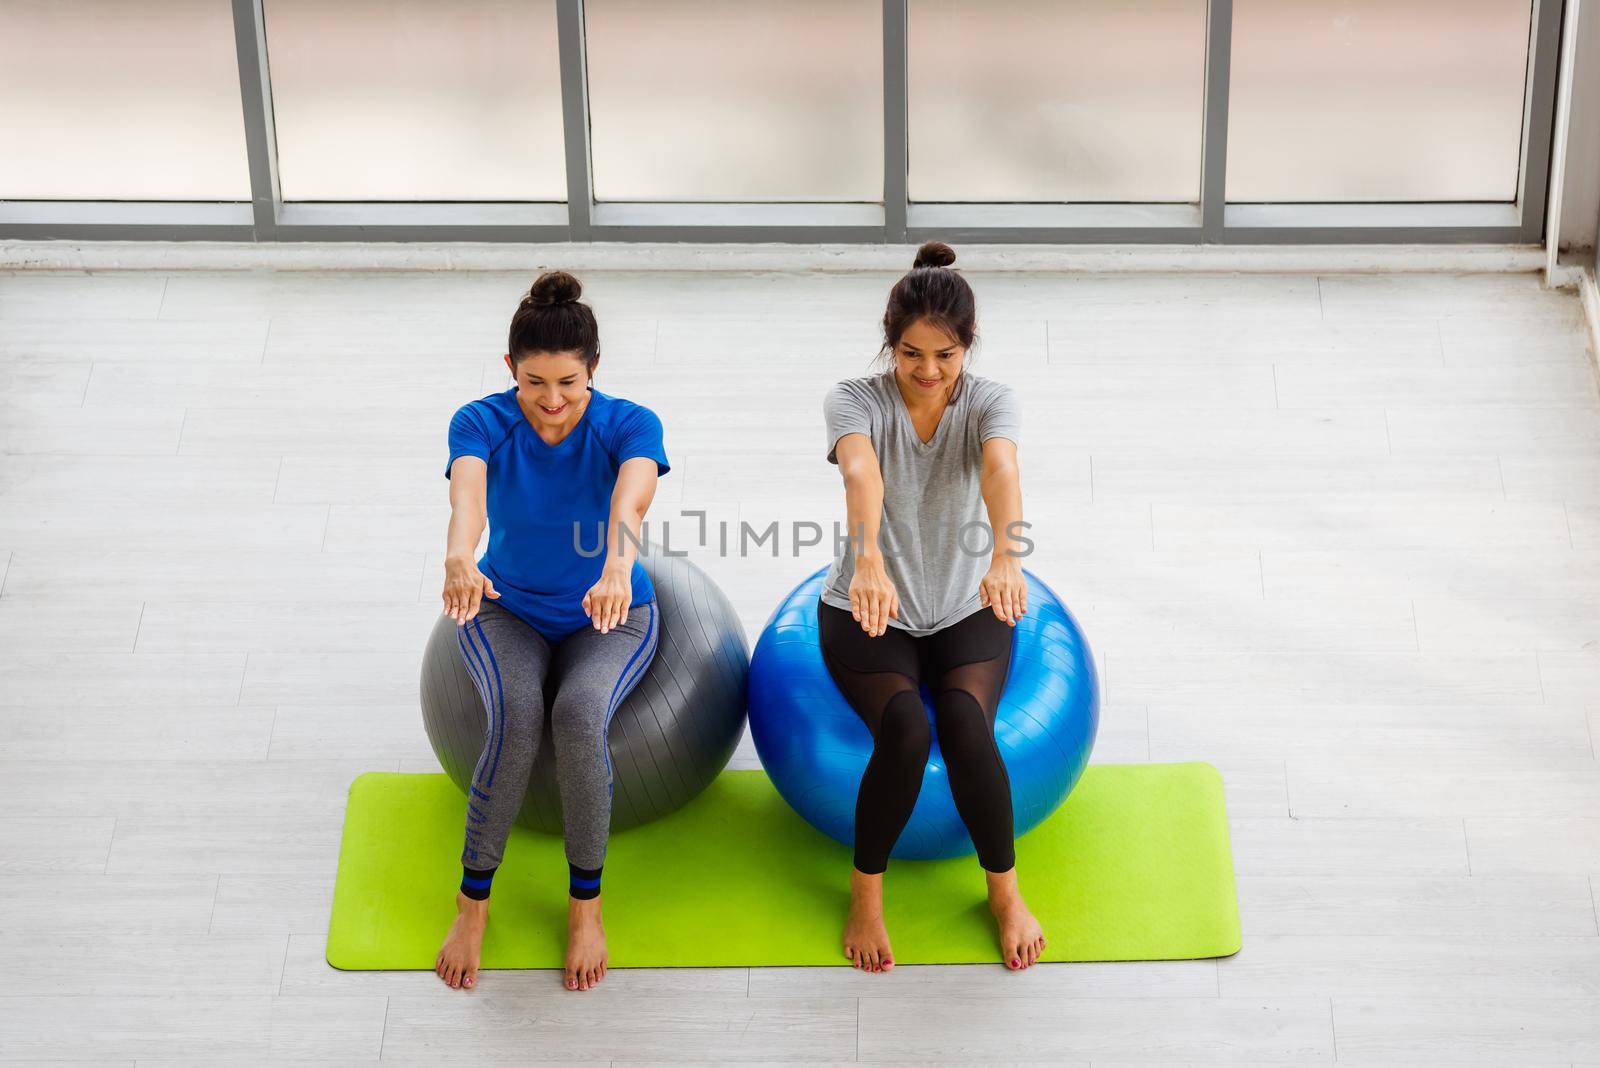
left=586, top=0, right=881, bottom=202
left=264, top=0, right=565, bottom=201
left=1229, top=0, right=1532, bottom=202
left=0, top=0, right=249, bottom=200
left=908, top=0, right=1206, bottom=203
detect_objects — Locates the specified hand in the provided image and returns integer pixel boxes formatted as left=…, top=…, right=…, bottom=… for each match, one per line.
left=979, top=558, right=1027, bottom=626
left=848, top=556, right=900, bottom=637
left=582, top=564, right=633, bottom=634
left=443, top=557, right=499, bottom=624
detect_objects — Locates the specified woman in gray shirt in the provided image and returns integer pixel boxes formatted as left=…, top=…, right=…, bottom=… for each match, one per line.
left=820, top=240, right=1046, bottom=975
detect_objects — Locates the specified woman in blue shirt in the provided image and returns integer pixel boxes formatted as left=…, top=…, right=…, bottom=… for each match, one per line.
left=433, top=270, right=669, bottom=995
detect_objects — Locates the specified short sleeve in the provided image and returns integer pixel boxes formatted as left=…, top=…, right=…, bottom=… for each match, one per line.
left=445, top=403, right=491, bottom=479
left=612, top=404, right=670, bottom=477
left=823, top=380, right=874, bottom=464
left=976, top=381, right=1021, bottom=446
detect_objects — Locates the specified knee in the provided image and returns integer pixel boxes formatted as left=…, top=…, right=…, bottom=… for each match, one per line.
left=470, top=691, right=545, bottom=746
left=933, top=690, right=995, bottom=755
left=457, top=643, right=544, bottom=725
left=550, top=684, right=609, bottom=747
left=876, top=691, right=932, bottom=765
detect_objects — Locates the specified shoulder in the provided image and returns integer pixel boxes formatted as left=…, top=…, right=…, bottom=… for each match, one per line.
left=589, top=390, right=665, bottom=456
left=450, top=389, right=519, bottom=435
left=823, top=375, right=887, bottom=437
left=963, top=373, right=1015, bottom=407
left=964, top=374, right=1019, bottom=420
left=590, top=390, right=669, bottom=473
left=824, top=373, right=889, bottom=413
left=445, top=390, right=519, bottom=475
left=590, top=389, right=660, bottom=431
left=830, top=372, right=889, bottom=398
left=455, top=387, right=517, bottom=418
left=964, top=374, right=1020, bottom=445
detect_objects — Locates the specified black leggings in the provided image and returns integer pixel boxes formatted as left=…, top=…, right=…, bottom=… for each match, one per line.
left=816, top=597, right=1016, bottom=874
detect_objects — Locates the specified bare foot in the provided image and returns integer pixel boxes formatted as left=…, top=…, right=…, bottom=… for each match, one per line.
left=435, top=891, right=488, bottom=989
left=986, top=868, right=1046, bottom=970
left=565, top=895, right=608, bottom=990
left=841, top=868, right=895, bottom=972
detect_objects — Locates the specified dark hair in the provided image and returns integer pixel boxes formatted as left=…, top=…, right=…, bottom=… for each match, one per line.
left=875, top=240, right=978, bottom=402
left=507, top=269, right=600, bottom=372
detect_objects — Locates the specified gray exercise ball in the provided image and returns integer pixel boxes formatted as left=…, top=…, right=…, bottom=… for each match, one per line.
left=419, top=551, right=749, bottom=834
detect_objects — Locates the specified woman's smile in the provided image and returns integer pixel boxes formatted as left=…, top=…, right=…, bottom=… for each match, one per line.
left=911, top=374, right=942, bottom=389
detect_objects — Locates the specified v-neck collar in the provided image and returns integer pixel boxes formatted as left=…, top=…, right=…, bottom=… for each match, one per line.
left=514, top=385, right=596, bottom=450
left=888, top=371, right=955, bottom=449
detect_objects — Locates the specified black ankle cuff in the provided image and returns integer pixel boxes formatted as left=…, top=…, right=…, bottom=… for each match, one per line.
left=460, top=865, right=496, bottom=901
left=568, top=862, right=602, bottom=900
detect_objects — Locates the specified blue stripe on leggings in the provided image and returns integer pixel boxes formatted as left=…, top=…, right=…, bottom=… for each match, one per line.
left=466, top=619, right=508, bottom=790
left=569, top=874, right=601, bottom=889
left=456, top=629, right=498, bottom=788
left=456, top=627, right=492, bottom=724
left=598, top=603, right=658, bottom=790
left=606, top=601, right=658, bottom=710
left=606, top=602, right=657, bottom=716
left=456, top=630, right=498, bottom=867
left=461, top=874, right=493, bottom=889
left=456, top=628, right=487, bottom=703
left=456, top=627, right=501, bottom=801
left=470, top=618, right=508, bottom=789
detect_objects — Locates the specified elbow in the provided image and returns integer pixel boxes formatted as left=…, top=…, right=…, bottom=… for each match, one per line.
left=983, top=461, right=1020, bottom=485
left=837, top=459, right=875, bottom=489
left=618, top=492, right=653, bottom=520
left=449, top=498, right=486, bottom=523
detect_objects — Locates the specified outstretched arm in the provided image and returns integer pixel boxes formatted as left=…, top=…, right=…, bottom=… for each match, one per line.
left=834, top=433, right=899, bottom=636
left=978, top=436, right=1027, bottom=625
left=442, top=456, right=498, bottom=623
left=583, top=456, right=659, bottom=632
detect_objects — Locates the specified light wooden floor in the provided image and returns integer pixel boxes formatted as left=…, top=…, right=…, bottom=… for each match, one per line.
left=2, top=265, right=1600, bottom=1064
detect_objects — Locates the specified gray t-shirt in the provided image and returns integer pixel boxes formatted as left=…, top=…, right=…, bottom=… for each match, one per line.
left=820, top=369, right=1022, bottom=636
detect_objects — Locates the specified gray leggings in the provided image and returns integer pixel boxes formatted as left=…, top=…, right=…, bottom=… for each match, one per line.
left=454, top=597, right=659, bottom=899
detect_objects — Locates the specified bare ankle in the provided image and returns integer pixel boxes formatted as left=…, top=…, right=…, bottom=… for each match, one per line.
left=985, top=868, right=1021, bottom=898
left=850, top=868, right=884, bottom=904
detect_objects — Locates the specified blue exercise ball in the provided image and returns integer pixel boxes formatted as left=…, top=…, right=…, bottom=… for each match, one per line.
left=748, top=565, right=1099, bottom=861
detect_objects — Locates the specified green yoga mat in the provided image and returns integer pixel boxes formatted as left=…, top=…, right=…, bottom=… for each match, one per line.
left=327, top=763, right=1240, bottom=969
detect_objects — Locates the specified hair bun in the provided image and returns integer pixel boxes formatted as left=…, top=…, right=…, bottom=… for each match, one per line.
left=912, top=240, right=956, bottom=270
left=526, top=269, right=582, bottom=307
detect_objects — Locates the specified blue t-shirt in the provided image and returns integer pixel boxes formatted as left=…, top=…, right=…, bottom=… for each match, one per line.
left=444, top=386, right=670, bottom=642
